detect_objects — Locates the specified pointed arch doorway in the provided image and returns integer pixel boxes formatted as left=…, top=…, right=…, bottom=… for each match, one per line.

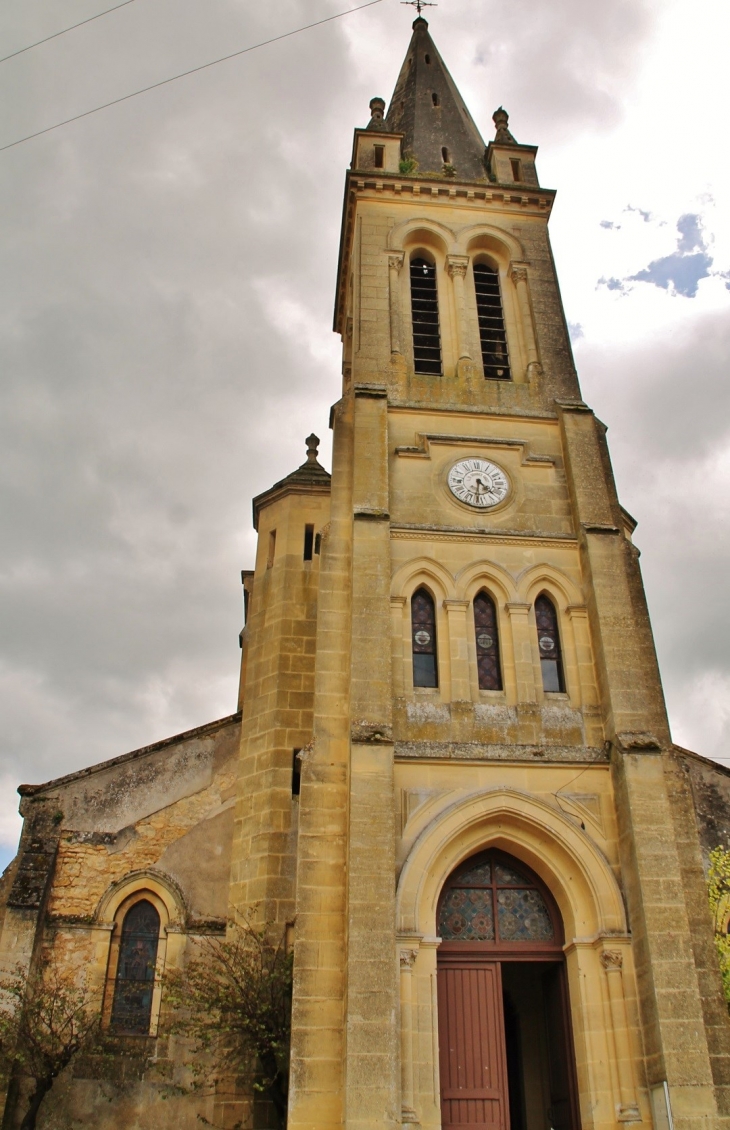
left=437, top=849, right=580, bottom=1130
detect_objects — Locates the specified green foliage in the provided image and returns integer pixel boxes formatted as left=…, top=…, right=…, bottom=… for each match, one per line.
left=442, top=163, right=457, bottom=178
left=707, top=845, right=730, bottom=1003
left=0, top=957, right=100, bottom=1130
left=164, top=917, right=293, bottom=1128
left=398, top=155, right=418, bottom=176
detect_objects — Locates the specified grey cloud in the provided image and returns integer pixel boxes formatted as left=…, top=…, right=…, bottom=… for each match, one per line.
left=600, top=220, right=620, bottom=230
left=625, top=205, right=653, bottom=222
left=0, top=0, right=720, bottom=870
left=575, top=307, right=730, bottom=755
left=567, top=322, right=584, bottom=341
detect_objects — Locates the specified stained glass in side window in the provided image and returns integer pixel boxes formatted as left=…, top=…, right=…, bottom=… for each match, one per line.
left=110, top=899, right=160, bottom=1034
left=497, top=888, right=554, bottom=941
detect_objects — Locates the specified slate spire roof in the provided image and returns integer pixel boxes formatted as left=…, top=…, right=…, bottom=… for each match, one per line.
left=384, top=17, right=487, bottom=181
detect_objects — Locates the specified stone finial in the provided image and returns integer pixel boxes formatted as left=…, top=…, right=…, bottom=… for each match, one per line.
left=492, top=106, right=517, bottom=145
left=305, top=434, right=320, bottom=464
left=367, top=97, right=386, bottom=129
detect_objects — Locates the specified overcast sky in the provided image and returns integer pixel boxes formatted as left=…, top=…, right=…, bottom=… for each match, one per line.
left=0, top=0, right=728, bottom=870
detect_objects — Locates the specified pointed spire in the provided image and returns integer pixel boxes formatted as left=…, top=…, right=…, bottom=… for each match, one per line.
left=384, top=18, right=487, bottom=180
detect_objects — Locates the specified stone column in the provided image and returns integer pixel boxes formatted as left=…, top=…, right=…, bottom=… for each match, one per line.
left=505, top=601, right=538, bottom=702
left=391, top=596, right=407, bottom=697
left=599, top=949, right=641, bottom=1122
left=399, top=948, right=420, bottom=1126
left=447, top=255, right=472, bottom=361
left=509, top=262, right=540, bottom=379
left=443, top=598, right=471, bottom=702
left=388, top=252, right=405, bottom=356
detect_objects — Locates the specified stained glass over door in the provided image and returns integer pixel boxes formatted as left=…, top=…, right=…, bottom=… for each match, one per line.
left=110, top=899, right=160, bottom=1034
left=438, top=851, right=556, bottom=944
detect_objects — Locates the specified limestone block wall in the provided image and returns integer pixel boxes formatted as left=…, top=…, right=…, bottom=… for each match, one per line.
left=229, top=487, right=330, bottom=927
left=0, top=714, right=241, bottom=1130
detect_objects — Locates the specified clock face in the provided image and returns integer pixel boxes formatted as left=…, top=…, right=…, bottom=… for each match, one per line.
left=447, top=458, right=510, bottom=509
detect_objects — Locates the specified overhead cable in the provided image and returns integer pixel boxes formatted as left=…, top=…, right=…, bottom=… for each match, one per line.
left=0, top=0, right=143, bottom=65
left=0, top=0, right=384, bottom=154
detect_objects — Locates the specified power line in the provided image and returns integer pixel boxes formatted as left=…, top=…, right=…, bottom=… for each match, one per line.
left=0, top=0, right=384, bottom=154
left=0, top=0, right=143, bottom=65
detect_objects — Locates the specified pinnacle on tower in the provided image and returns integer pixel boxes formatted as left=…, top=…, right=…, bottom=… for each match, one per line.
left=384, top=17, right=488, bottom=179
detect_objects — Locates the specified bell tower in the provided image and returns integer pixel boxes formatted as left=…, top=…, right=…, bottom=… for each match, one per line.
left=232, top=16, right=730, bottom=1130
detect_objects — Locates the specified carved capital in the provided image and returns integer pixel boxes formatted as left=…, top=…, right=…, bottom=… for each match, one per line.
left=447, top=255, right=469, bottom=279
left=388, top=252, right=405, bottom=273
left=400, top=948, right=419, bottom=970
left=510, top=265, right=528, bottom=285
left=600, top=949, right=623, bottom=972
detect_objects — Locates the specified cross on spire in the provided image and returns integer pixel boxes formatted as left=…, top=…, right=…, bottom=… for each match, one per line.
left=401, top=0, right=437, bottom=16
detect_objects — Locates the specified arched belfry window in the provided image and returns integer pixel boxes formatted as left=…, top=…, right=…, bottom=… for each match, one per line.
left=535, top=593, right=565, bottom=692
left=110, top=899, right=160, bottom=1034
left=411, top=588, right=438, bottom=688
left=473, top=262, right=511, bottom=380
left=438, top=850, right=558, bottom=945
left=474, top=592, right=502, bottom=690
left=410, top=257, right=442, bottom=375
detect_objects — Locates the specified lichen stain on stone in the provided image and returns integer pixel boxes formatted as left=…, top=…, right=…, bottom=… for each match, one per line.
left=406, top=699, right=450, bottom=724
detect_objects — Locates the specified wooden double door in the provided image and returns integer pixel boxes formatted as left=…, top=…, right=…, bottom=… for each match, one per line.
left=437, top=955, right=579, bottom=1130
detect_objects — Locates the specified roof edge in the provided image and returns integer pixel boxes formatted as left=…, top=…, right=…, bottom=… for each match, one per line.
left=19, top=712, right=242, bottom=797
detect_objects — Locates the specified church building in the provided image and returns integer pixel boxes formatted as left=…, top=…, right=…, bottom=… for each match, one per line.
left=3, top=15, right=730, bottom=1130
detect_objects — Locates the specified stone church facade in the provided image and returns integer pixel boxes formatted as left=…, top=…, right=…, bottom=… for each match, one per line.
left=2, top=17, right=730, bottom=1130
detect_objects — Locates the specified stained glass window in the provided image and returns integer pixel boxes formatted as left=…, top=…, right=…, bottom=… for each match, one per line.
left=410, top=257, right=442, bottom=375
left=110, top=899, right=160, bottom=1034
left=535, top=594, right=565, bottom=693
left=474, top=592, right=502, bottom=690
left=412, top=588, right=438, bottom=688
left=474, top=262, right=511, bottom=381
left=438, top=851, right=555, bottom=944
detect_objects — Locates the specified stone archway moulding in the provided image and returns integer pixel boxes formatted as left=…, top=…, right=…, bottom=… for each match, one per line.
left=95, top=868, right=186, bottom=929
left=396, top=787, right=626, bottom=941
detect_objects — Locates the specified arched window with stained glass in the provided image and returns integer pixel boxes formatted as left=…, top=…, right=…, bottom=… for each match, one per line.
left=535, top=592, right=565, bottom=693
left=437, top=849, right=561, bottom=948
left=411, top=588, right=438, bottom=688
left=473, top=591, right=502, bottom=691
left=110, top=899, right=160, bottom=1034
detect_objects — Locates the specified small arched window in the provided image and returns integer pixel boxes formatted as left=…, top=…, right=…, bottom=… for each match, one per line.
left=411, top=588, right=438, bottom=688
left=110, top=899, right=160, bottom=1034
left=474, top=592, right=502, bottom=690
left=535, top=593, right=565, bottom=692
left=473, top=262, right=511, bottom=380
left=410, top=257, right=442, bottom=375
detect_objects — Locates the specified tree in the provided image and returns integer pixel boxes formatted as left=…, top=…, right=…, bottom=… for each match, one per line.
left=164, top=918, right=293, bottom=1128
left=0, top=956, right=100, bottom=1130
left=707, top=845, right=730, bottom=1004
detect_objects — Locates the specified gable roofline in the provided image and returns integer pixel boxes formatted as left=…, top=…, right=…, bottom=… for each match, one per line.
left=18, top=712, right=242, bottom=797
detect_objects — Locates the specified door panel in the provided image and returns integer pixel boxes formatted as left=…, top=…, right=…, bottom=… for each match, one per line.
left=438, top=962, right=510, bottom=1130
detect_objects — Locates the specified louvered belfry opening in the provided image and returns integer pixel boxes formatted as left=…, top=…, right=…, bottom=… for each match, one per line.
left=474, top=262, right=511, bottom=380
left=410, top=256, right=442, bottom=375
